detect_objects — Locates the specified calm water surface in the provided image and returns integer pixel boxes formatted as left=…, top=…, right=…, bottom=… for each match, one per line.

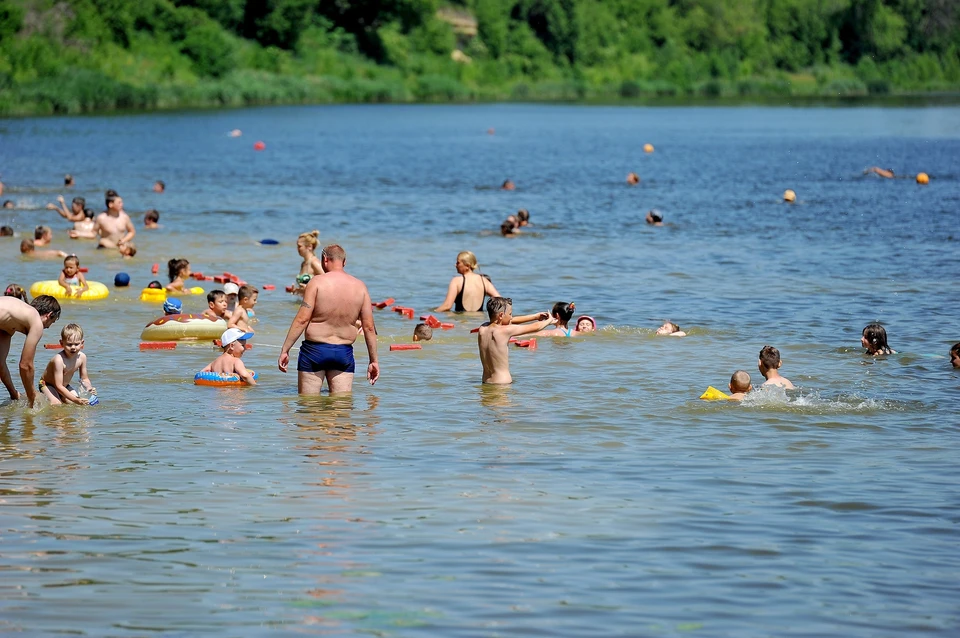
left=1, top=105, right=959, bottom=636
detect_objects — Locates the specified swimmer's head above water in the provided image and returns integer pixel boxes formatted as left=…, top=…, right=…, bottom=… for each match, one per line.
left=729, top=370, right=752, bottom=395
left=646, top=210, right=663, bottom=225
left=575, top=316, right=596, bottom=332
left=950, top=343, right=960, bottom=369
left=413, top=323, right=433, bottom=342
left=656, top=321, right=684, bottom=336
left=456, top=251, right=478, bottom=272
left=862, top=323, right=893, bottom=356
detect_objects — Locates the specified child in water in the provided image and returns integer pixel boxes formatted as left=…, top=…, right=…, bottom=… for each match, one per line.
left=166, top=258, right=191, bottom=293
left=202, top=290, right=229, bottom=321
left=537, top=302, right=581, bottom=337
left=20, top=239, right=67, bottom=259
left=202, top=328, right=256, bottom=386
left=950, top=343, right=960, bottom=369
left=477, top=297, right=555, bottom=384
left=34, top=226, right=53, bottom=247
left=758, top=345, right=794, bottom=389
left=862, top=323, right=895, bottom=355
left=4, top=284, right=29, bottom=302
left=575, top=316, right=596, bottom=332
left=40, top=323, right=97, bottom=405
left=413, top=323, right=433, bottom=342
left=143, top=209, right=160, bottom=229
left=58, top=255, right=89, bottom=297
left=727, top=370, right=752, bottom=401
left=656, top=321, right=686, bottom=337
left=228, top=285, right=257, bottom=334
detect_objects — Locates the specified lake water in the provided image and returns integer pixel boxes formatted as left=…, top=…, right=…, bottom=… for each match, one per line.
left=1, top=104, right=959, bottom=636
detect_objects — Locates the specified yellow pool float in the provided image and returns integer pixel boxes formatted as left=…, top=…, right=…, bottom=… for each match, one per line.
left=141, top=314, right=227, bottom=341
left=140, top=287, right=167, bottom=303
left=30, top=280, right=109, bottom=301
left=172, top=286, right=205, bottom=296
left=700, top=386, right=731, bottom=401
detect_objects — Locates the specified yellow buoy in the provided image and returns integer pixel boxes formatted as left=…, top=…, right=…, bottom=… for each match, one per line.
left=643, top=143, right=654, bottom=153
left=700, top=386, right=731, bottom=401
left=916, top=172, right=929, bottom=185
left=783, top=189, right=796, bottom=203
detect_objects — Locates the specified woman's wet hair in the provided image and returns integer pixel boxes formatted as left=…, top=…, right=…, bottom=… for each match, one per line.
left=862, top=323, right=892, bottom=355
left=456, top=251, right=477, bottom=270
left=168, top=258, right=189, bottom=282
left=500, top=220, right=515, bottom=236
left=552, top=302, right=576, bottom=323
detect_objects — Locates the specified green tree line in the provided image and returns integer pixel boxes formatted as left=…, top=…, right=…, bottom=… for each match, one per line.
left=0, top=0, right=957, bottom=115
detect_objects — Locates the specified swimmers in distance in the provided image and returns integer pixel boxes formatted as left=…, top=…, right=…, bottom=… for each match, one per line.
left=656, top=321, right=685, bottom=337
left=646, top=210, right=663, bottom=226
left=950, top=343, right=960, bottom=369
left=862, top=323, right=895, bottom=356
left=864, top=167, right=894, bottom=178
left=501, top=179, right=515, bottom=191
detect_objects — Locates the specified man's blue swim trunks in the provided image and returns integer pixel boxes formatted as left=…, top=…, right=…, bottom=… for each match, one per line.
left=298, top=340, right=355, bottom=373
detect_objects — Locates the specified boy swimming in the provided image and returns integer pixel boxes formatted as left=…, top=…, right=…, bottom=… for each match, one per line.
left=656, top=321, right=685, bottom=337
left=202, top=328, right=256, bottom=385
left=202, top=290, right=228, bottom=321
left=758, top=345, right=794, bottom=389
left=40, top=323, right=97, bottom=405
left=477, top=297, right=555, bottom=384
left=727, top=370, right=752, bottom=401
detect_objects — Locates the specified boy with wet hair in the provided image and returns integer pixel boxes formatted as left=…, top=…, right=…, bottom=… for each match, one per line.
left=143, top=209, right=160, bottom=229
left=40, top=323, right=97, bottom=405
left=758, top=345, right=795, bottom=389
left=413, top=323, right=433, bottom=342
left=728, top=370, right=752, bottom=401
left=202, top=290, right=229, bottom=321
left=477, top=297, right=555, bottom=384
left=34, top=225, right=53, bottom=246
left=228, top=285, right=258, bottom=334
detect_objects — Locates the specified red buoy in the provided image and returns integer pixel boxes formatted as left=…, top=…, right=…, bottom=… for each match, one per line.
left=253, top=141, right=266, bottom=151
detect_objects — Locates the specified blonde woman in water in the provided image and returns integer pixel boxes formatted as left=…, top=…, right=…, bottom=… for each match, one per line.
left=435, top=251, right=500, bottom=312
left=293, top=230, right=325, bottom=295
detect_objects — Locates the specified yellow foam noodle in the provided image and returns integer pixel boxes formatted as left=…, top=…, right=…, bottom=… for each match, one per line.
left=700, top=386, right=730, bottom=401
left=30, top=280, right=109, bottom=301
left=169, top=286, right=205, bottom=295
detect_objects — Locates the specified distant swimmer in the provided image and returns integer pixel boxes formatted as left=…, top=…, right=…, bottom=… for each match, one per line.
left=153, top=180, right=165, bottom=193
left=656, top=321, right=685, bottom=337
left=627, top=172, right=640, bottom=185
left=93, top=190, right=135, bottom=250
left=575, top=316, right=596, bottom=333
left=950, top=342, right=960, bottom=368
left=20, top=239, right=66, bottom=259
left=0, top=294, right=61, bottom=407
left=2, top=200, right=13, bottom=209
left=758, top=345, right=794, bottom=389
left=278, top=244, right=379, bottom=394
left=229, top=129, right=242, bottom=137
left=501, top=179, right=515, bottom=191
left=500, top=218, right=518, bottom=237
left=143, top=209, right=160, bottom=229
left=34, top=226, right=53, bottom=247
left=435, top=251, right=500, bottom=313
left=646, top=210, right=664, bottom=226
left=517, top=209, right=530, bottom=227
left=477, top=297, right=555, bottom=384
left=864, top=167, right=895, bottom=178
left=862, top=323, right=895, bottom=356
left=0, top=226, right=13, bottom=237
left=727, top=370, right=752, bottom=401
left=166, top=259, right=191, bottom=293
left=48, top=196, right=93, bottom=237
left=64, top=174, right=75, bottom=188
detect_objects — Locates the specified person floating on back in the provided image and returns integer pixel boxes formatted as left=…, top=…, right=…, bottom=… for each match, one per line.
left=656, top=321, right=685, bottom=337
left=758, top=345, right=794, bottom=389
left=40, top=323, right=97, bottom=405
left=202, top=328, right=256, bottom=386
left=727, top=370, right=752, bottom=401
left=862, top=323, right=895, bottom=355
left=477, top=297, right=555, bottom=384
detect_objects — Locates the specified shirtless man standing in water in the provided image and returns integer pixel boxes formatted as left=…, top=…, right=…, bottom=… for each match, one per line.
left=0, top=295, right=61, bottom=407
left=278, top=245, right=380, bottom=394
left=93, top=191, right=135, bottom=250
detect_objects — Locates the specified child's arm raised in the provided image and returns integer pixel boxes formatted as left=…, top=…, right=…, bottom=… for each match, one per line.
left=503, top=316, right=556, bottom=338
left=511, top=311, right=549, bottom=324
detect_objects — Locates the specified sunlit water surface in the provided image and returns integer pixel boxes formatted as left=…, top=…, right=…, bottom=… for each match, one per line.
left=1, top=104, right=958, bottom=636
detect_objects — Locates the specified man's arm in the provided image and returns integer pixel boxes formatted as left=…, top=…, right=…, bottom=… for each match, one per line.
left=359, top=288, right=379, bottom=385
left=120, top=216, right=136, bottom=245
left=278, top=285, right=317, bottom=372
left=19, top=319, right=43, bottom=407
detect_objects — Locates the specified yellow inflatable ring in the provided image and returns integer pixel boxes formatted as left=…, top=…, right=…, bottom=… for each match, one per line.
left=140, top=287, right=167, bottom=303
left=194, top=370, right=258, bottom=387
left=141, top=314, right=227, bottom=341
left=30, top=280, right=109, bottom=301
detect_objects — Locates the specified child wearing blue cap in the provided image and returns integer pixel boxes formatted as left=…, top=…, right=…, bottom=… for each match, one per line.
left=163, top=298, right=182, bottom=315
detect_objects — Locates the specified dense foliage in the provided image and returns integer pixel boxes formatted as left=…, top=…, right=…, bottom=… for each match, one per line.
left=0, top=0, right=957, bottom=114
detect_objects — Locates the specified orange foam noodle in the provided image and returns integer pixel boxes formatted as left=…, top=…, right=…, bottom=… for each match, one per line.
left=514, top=338, right=537, bottom=349
left=151, top=263, right=159, bottom=274
left=401, top=309, right=414, bottom=319
left=470, top=327, right=480, bottom=333
left=390, top=344, right=422, bottom=351
left=44, top=343, right=61, bottom=349
left=78, top=267, right=89, bottom=273
left=140, top=341, right=177, bottom=350
left=440, top=323, right=455, bottom=330
left=263, top=284, right=275, bottom=290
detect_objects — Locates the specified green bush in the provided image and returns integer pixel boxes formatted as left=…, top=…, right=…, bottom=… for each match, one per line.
left=180, top=22, right=236, bottom=77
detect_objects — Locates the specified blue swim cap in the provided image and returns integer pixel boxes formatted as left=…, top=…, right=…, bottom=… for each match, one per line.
left=114, top=272, right=130, bottom=287
left=163, top=298, right=182, bottom=314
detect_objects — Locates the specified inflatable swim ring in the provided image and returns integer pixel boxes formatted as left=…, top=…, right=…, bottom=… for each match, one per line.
left=141, top=314, right=227, bottom=341
left=194, top=370, right=258, bottom=387
left=140, top=287, right=167, bottom=303
left=30, top=280, right=109, bottom=301
left=700, top=386, right=731, bottom=401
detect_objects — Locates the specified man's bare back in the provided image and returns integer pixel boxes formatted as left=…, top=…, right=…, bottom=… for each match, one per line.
left=0, top=296, right=59, bottom=407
